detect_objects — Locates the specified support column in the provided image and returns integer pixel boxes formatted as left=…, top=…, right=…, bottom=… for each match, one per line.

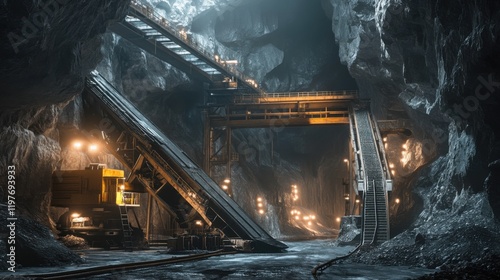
left=225, top=127, right=232, bottom=196
left=202, top=83, right=211, bottom=175
left=203, top=109, right=211, bottom=175
left=146, top=193, right=153, bottom=241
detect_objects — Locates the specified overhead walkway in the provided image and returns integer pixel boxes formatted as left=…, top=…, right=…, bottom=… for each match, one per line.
left=108, top=0, right=262, bottom=93
left=206, top=91, right=357, bottom=128
left=82, top=71, right=287, bottom=252
left=350, top=107, right=392, bottom=245
left=203, top=91, right=357, bottom=175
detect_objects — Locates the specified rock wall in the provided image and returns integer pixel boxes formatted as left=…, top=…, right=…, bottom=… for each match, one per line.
left=0, top=0, right=130, bottom=269
left=324, top=0, right=500, bottom=266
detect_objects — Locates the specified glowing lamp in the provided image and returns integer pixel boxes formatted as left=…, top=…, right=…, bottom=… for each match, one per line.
left=88, top=144, right=98, bottom=152
left=73, top=141, right=82, bottom=149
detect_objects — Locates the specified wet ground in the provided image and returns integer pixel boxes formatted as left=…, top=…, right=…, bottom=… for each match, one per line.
left=1, top=239, right=436, bottom=279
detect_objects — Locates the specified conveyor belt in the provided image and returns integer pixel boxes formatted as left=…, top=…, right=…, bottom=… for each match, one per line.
left=352, top=109, right=389, bottom=244
left=82, top=71, right=287, bottom=252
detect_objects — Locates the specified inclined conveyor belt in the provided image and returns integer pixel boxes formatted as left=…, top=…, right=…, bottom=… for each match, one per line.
left=353, top=109, right=389, bottom=244
left=82, top=71, right=287, bottom=252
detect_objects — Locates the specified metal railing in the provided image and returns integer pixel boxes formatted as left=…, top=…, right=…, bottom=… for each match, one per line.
left=263, top=90, right=358, bottom=98
left=129, top=0, right=264, bottom=93
left=234, top=90, right=358, bottom=103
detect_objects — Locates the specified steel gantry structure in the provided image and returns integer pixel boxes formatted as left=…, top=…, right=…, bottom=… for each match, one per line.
left=103, top=0, right=395, bottom=246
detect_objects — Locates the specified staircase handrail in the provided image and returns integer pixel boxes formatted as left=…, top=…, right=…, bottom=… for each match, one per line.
left=370, top=179, right=378, bottom=245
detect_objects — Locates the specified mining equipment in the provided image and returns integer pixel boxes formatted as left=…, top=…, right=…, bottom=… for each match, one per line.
left=52, top=163, right=144, bottom=249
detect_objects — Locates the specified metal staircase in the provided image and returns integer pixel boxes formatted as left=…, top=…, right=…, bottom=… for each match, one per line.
left=108, top=0, right=263, bottom=93
left=352, top=108, right=390, bottom=245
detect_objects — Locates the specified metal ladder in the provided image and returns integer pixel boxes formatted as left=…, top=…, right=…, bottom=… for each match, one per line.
left=119, top=205, right=133, bottom=250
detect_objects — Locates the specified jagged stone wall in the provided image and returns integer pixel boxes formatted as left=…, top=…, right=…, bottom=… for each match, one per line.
left=0, top=0, right=131, bottom=269
left=323, top=0, right=500, bottom=264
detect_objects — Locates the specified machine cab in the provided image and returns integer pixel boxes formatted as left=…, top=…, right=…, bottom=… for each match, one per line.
left=52, top=163, right=142, bottom=207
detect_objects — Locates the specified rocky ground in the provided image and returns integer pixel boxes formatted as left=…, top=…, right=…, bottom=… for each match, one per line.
left=416, top=254, right=500, bottom=280
left=0, top=208, right=82, bottom=271
left=328, top=224, right=500, bottom=279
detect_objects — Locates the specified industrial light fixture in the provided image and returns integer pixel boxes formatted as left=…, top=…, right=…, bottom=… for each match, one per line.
left=258, top=209, right=264, bottom=215
left=71, top=213, right=80, bottom=218
left=383, top=137, right=387, bottom=142
left=257, top=197, right=262, bottom=202
left=343, top=159, right=348, bottom=163
left=72, top=141, right=82, bottom=149
left=223, top=178, right=230, bottom=184
left=336, top=217, right=341, bottom=222
left=395, top=198, right=400, bottom=204
left=355, top=199, right=360, bottom=203
left=195, top=220, right=203, bottom=226
left=222, top=185, right=228, bottom=190
left=291, top=184, right=299, bottom=201
left=88, top=144, right=98, bottom=152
